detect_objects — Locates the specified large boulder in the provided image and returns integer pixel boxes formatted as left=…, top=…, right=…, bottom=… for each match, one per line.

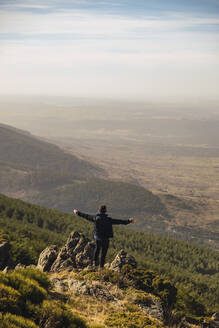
left=0, top=239, right=14, bottom=270
left=110, top=250, right=137, bottom=272
left=37, top=245, right=58, bottom=272
left=38, top=232, right=96, bottom=273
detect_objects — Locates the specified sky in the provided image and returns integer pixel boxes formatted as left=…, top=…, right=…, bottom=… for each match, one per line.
left=0, top=0, right=219, bottom=102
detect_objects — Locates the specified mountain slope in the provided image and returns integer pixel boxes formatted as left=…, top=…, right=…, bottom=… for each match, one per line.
left=0, top=123, right=100, bottom=175
left=0, top=194, right=218, bottom=314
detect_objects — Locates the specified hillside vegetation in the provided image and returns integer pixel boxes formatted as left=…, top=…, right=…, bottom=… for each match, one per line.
left=0, top=194, right=218, bottom=314
left=0, top=267, right=90, bottom=328
left=30, top=178, right=167, bottom=217
left=0, top=265, right=181, bottom=328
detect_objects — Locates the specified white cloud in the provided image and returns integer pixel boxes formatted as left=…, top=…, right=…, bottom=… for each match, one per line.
left=0, top=6, right=219, bottom=100
left=14, top=4, right=51, bottom=9
left=0, top=9, right=219, bottom=36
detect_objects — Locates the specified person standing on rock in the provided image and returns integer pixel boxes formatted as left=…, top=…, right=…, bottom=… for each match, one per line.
left=73, top=205, right=136, bottom=268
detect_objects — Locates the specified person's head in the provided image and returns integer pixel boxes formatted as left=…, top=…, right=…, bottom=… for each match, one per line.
left=99, top=205, right=107, bottom=214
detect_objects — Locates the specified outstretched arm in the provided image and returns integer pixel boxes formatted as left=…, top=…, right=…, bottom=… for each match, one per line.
left=73, top=209, right=95, bottom=222
left=111, top=217, right=136, bottom=225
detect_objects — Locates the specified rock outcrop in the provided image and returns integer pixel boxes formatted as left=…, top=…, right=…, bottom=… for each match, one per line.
left=37, top=231, right=197, bottom=326
left=110, top=249, right=137, bottom=272
left=0, top=239, right=14, bottom=270
left=37, top=245, right=58, bottom=272
left=67, top=278, right=115, bottom=301
left=37, top=231, right=96, bottom=272
left=37, top=232, right=138, bottom=273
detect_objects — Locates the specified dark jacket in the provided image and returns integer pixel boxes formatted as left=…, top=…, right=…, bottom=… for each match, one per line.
left=77, top=211, right=130, bottom=240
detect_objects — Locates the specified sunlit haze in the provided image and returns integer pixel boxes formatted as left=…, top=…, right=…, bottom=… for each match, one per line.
left=0, top=0, right=219, bottom=102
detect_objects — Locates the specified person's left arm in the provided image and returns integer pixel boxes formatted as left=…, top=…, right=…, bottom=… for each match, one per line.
left=110, top=217, right=136, bottom=225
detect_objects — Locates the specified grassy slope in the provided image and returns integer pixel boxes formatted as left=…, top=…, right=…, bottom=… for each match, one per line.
left=0, top=194, right=218, bottom=313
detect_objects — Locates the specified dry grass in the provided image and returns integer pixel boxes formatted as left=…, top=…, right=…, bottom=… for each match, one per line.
left=49, top=270, right=77, bottom=281
left=49, top=270, right=125, bottom=326
left=68, top=293, right=119, bottom=326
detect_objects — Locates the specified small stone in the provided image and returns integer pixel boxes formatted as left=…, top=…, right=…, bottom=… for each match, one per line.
left=212, top=313, right=219, bottom=321
left=2, top=266, right=9, bottom=273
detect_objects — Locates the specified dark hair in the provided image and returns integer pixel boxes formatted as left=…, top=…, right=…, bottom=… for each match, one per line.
left=99, top=205, right=107, bottom=213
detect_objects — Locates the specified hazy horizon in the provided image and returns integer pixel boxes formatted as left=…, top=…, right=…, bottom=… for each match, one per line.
left=1, top=0, right=219, bottom=103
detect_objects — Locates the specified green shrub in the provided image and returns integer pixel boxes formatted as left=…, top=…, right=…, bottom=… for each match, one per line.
left=0, top=271, right=9, bottom=285
left=122, top=267, right=156, bottom=292
left=105, top=311, right=160, bottom=328
left=122, top=267, right=177, bottom=308
left=133, top=291, right=156, bottom=306
left=7, top=272, right=47, bottom=305
left=16, top=268, right=50, bottom=290
left=152, top=277, right=177, bottom=308
left=0, top=313, right=39, bottom=328
left=98, top=269, right=123, bottom=286
left=75, top=268, right=100, bottom=281
left=38, top=300, right=88, bottom=328
left=0, top=283, right=22, bottom=314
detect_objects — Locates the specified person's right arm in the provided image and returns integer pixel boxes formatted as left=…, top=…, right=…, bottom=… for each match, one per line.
left=73, top=209, right=94, bottom=222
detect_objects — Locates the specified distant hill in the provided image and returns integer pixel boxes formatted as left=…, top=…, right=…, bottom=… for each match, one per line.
left=0, top=194, right=218, bottom=314
left=0, top=123, right=168, bottom=223
left=30, top=178, right=167, bottom=216
left=0, top=122, right=104, bottom=196
left=0, top=123, right=100, bottom=175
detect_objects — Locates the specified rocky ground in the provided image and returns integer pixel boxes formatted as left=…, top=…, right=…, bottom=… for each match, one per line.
left=36, top=232, right=218, bottom=328
left=1, top=233, right=218, bottom=328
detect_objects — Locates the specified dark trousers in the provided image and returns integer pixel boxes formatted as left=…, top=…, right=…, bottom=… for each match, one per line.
left=94, top=239, right=109, bottom=268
